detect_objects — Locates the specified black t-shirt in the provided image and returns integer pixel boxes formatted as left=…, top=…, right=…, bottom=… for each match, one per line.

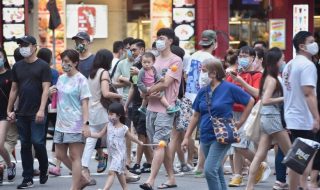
left=0, top=70, right=12, bottom=118
left=78, top=54, right=95, bottom=78
left=12, top=59, right=52, bottom=116
left=130, top=62, right=143, bottom=107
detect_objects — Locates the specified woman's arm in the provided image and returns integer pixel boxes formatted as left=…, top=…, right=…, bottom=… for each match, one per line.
left=101, top=71, right=122, bottom=99
left=261, top=77, right=284, bottom=105
left=81, top=98, right=90, bottom=137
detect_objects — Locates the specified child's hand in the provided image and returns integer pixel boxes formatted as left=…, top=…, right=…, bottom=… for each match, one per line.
left=82, top=127, right=91, bottom=138
left=138, top=141, right=144, bottom=146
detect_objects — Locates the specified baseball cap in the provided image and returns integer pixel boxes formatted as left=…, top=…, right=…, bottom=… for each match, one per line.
left=199, top=30, right=217, bottom=46
left=16, top=35, right=37, bottom=45
left=72, top=31, right=90, bottom=42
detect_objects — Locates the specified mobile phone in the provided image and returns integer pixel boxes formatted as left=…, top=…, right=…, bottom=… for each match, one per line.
left=230, top=71, right=237, bottom=76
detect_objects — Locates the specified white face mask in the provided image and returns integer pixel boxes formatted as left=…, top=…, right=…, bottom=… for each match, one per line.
left=199, top=71, right=211, bottom=88
left=156, top=40, right=166, bottom=52
left=19, top=47, right=32, bottom=58
left=306, top=42, right=319, bottom=56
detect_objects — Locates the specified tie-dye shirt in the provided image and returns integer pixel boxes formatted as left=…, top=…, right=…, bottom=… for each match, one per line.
left=55, top=72, right=91, bottom=133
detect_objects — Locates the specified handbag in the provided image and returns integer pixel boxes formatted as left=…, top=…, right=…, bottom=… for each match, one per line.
left=243, top=100, right=262, bottom=143
left=99, top=70, right=120, bottom=110
left=282, top=137, right=320, bottom=174
left=205, top=88, right=240, bottom=144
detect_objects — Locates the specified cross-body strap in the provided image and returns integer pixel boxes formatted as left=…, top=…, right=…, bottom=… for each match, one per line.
left=110, top=60, right=121, bottom=80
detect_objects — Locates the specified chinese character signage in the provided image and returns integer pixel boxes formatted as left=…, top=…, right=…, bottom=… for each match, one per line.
left=293, top=4, right=309, bottom=57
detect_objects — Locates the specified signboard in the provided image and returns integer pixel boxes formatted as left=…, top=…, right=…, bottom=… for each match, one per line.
left=293, top=4, right=309, bottom=56
left=38, top=0, right=65, bottom=72
left=1, top=0, right=26, bottom=65
left=66, top=4, right=108, bottom=39
left=269, top=19, right=286, bottom=50
left=150, top=0, right=172, bottom=42
left=172, top=0, right=196, bottom=54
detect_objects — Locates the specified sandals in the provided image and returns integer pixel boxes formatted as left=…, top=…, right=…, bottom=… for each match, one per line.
left=157, top=183, right=178, bottom=189
left=140, top=183, right=153, bottom=190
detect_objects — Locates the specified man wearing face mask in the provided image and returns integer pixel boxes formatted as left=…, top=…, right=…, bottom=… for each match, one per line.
left=110, top=41, right=125, bottom=76
left=7, top=35, right=52, bottom=189
left=139, top=28, right=182, bottom=190
left=282, top=31, right=319, bottom=190
left=72, top=31, right=95, bottom=78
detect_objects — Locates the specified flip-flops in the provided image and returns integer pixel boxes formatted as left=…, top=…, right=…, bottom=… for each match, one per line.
left=157, top=183, right=178, bottom=189
left=140, top=183, right=153, bottom=190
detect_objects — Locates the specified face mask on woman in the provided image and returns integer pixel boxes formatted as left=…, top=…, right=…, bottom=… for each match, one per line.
left=199, top=71, right=211, bottom=88
left=62, top=62, right=72, bottom=73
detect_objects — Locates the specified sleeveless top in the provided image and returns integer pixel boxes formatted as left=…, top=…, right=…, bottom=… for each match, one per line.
left=88, top=68, right=108, bottom=125
left=260, top=86, right=282, bottom=115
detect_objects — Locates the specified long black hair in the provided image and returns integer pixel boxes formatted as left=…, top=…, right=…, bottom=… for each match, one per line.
left=0, top=47, right=10, bottom=70
left=89, top=49, right=113, bottom=79
left=259, top=47, right=283, bottom=97
left=108, top=102, right=126, bottom=124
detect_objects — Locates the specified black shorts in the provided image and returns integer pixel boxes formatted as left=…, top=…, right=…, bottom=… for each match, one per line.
left=289, top=129, right=315, bottom=142
left=131, top=106, right=146, bottom=136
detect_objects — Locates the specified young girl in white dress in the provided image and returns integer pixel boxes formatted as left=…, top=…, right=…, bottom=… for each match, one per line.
left=88, top=102, right=143, bottom=190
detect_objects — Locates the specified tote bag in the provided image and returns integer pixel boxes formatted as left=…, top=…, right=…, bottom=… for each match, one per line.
left=243, top=100, right=262, bottom=143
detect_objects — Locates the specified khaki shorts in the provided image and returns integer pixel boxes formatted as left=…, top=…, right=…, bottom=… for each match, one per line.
left=0, top=122, right=18, bottom=164
left=146, top=111, right=175, bottom=144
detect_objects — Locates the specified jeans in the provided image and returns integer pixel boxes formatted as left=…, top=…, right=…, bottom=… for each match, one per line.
left=16, top=116, right=48, bottom=179
left=82, top=123, right=106, bottom=167
left=201, top=140, right=231, bottom=190
left=275, top=148, right=287, bottom=183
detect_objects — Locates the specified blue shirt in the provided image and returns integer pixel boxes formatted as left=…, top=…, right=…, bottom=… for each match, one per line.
left=51, top=68, right=59, bottom=85
left=193, top=81, right=251, bottom=143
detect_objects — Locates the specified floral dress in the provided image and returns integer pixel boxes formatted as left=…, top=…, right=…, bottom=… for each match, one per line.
left=107, top=123, right=128, bottom=174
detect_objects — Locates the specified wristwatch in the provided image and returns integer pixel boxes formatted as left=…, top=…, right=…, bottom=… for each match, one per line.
left=83, top=121, right=89, bottom=125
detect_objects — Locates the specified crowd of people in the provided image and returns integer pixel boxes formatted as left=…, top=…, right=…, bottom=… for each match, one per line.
left=0, top=27, right=320, bottom=190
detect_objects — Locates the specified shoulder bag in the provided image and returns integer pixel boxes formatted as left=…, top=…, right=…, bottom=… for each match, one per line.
left=243, top=100, right=262, bottom=143
left=205, top=87, right=240, bottom=144
left=100, top=70, right=120, bottom=110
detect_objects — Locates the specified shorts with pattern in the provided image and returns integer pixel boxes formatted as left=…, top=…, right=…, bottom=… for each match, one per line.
left=260, top=114, right=284, bottom=135
left=53, top=130, right=85, bottom=144
left=146, top=111, right=175, bottom=144
left=176, top=97, right=193, bottom=131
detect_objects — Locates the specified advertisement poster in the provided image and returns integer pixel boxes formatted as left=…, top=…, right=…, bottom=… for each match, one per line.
left=150, top=0, right=173, bottom=42
left=2, top=0, right=26, bottom=65
left=172, top=0, right=196, bottom=54
left=269, top=19, right=286, bottom=50
left=38, top=0, right=65, bottom=72
left=293, top=4, right=308, bottom=56
left=66, top=4, right=108, bottom=39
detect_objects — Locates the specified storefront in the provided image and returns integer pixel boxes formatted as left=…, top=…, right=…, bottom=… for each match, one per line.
left=0, top=0, right=318, bottom=66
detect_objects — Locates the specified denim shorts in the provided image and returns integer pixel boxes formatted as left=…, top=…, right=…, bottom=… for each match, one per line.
left=260, top=114, right=284, bottom=135
left=53, top=130, right=85, bottom=144
left=146, top=111, right=175, bottom=144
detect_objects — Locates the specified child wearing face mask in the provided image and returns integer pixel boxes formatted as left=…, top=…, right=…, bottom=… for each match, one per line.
left=137, top=52, right=180, bottom=114
left=88, top=102, right=143, bottom=190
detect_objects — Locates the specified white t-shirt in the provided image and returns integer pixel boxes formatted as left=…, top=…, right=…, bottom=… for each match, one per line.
left=185, top=50, right=214, bottom=102
left=110, top=58, right=120, bottom=76
left=282, top=55, right=317, bottom=130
